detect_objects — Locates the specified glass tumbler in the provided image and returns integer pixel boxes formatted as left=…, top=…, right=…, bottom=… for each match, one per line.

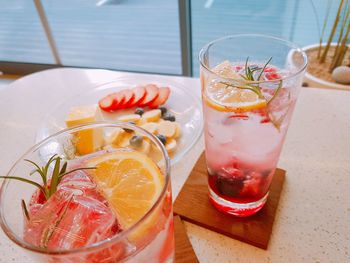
left=199, top=34, right=307, bottom=217
left=0, top=122, right=174, bottom=262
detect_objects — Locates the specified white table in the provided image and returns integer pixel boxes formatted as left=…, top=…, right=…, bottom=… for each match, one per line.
left=0, top=68, right=349, bottom=263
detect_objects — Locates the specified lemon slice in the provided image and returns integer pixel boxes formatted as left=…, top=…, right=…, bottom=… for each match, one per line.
left=86, top=150, right=164, bottom=229
left=204, top=83, right=267, bottom=113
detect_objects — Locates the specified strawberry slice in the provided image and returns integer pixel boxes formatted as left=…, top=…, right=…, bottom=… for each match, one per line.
left=138, top=84, right=159, bottom=107
left=109, top=92, right=125, bottom=110
left=129, top=86, right=146, bottom=107
left=99, top=95, right=115, bottom=112
left=149, top=87, right=170, bottom=109
left=98, top=92, right=125, bottom=112
left=117, top=89, right=135, bottom=109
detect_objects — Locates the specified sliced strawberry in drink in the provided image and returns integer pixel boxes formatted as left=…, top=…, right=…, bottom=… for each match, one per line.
left=149, top=87, right=170, bottom=109
left=240, top=172, right=262, bottom=197
left=117, top=89, right=135, bottom=109
left=129, top=86, right=146, bottom=107
left=265, top=72, right=281, bottom=80
left=138, top=84, right=159, bottom=107
left=264, top=66, right=277, bottom=73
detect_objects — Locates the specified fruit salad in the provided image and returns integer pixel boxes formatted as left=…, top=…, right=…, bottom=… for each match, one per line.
left=64, top=84, right=182, bottom=158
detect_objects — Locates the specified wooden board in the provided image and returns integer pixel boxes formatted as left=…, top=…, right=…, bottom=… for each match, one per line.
left=174, top=152, right=285, bottom=249
left=174, top=215, right=199, bottom=263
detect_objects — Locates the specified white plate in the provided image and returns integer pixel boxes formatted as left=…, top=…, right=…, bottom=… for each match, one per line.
left=36, top=76, right=203, bottom=165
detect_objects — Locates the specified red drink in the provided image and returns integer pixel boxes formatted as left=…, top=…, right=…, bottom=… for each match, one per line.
left=199, top=35, right=307, bottom=216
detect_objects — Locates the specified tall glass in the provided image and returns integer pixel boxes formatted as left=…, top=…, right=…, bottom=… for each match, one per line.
left=0, top=122, right=174, bottom=262
left=199, top=34, right=307, bottom=217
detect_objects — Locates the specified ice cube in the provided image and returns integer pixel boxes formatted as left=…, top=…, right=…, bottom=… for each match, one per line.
left=24, top=189, right=119, bottom=250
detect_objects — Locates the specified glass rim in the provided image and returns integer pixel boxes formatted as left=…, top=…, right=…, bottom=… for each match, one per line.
left=0, top=121, right=171, bottom=256
left=199, top=34, right=308, bottom=84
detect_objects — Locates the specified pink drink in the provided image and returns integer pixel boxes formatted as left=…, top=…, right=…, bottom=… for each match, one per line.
left=199, top=35, right=307, bottom=217
left=204, top=64, right=295, bottom=216
left=0, top=123, right=174, bottom=262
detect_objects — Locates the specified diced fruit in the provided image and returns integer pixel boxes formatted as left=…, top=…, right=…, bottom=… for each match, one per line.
left=156, top=134, right=167, bottom=145
left=149, top=87, right=170, bottom=109
left=173, top=122, right=181, bottom=138
left=140, top=122, right=158, bottom=134
left=110, top=131, right=132, bottom=148
left=134, top=107, right=145, bottom=116
left=129, top=86, right=147, bottom=107
left=158, top=106, right=167, bottom=115
left=158, top=121, right=176, bottom=138
left=65, top=105, right=104, bottom=155
left=139, top=139, right=151, bottom=154
left=130, top=135, right=143, bottom=148
left=86, top=151, right=164, bottom=229
left=240, top=173, right=262, bottom=197
left=117, top=114, right=141, bottom=123
left=215, top=174, right=244, bottom=197
left=118, top=89, right=135, bottom=109
left=162, top=113, right=176, bottom=122
left=142, top=109, right=161, bottom=122
left=165, top=138, right=177, bottom=153
left=139, top=84, right=159, bottom=107
left=65, top=105, right=100, bottom=127
left=106, top=128, right=125, bottom=145
left=123, top=122, right=136, bottom=133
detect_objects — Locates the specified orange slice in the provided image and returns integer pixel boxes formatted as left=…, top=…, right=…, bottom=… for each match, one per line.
left=204, top=82, right=267, bottom=113
left=86, top=150, right=164, bottom=229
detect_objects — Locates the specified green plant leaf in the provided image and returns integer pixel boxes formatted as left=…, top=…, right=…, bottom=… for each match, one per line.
left=0, top=176, right=45, bottom=193
left=21, top=199, right=30, bottom=221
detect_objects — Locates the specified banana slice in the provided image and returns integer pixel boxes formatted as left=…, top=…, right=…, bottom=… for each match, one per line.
left=165, top=138, right=177, bottom=153
left=117, top=114, right=141, bottom=123
left=106, top=128, right=124, bottom=145
left=139, top=139, right=151, bottom=154
left=158, top=121, right=176, bottom=138
left=142, top=109, right=161, bottom=122
left=174, top=122, right=181, bottom=138
left=140, top=122, right=158, bottom=134
left=113, top=132, right=133, bottom=148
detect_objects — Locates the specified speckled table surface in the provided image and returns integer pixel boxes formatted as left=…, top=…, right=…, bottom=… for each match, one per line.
left=0, top=69, right=349, bottom=262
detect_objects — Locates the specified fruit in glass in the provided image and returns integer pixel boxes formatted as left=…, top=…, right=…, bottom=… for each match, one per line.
left=0, top=123, right=174, bottom=262
left=199, top=35, right=307, bottom=217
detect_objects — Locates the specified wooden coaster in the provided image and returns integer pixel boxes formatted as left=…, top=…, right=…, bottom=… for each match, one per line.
left=174, top=152, right=285, bottom=249
left=174, top=215, right=199, bottom=263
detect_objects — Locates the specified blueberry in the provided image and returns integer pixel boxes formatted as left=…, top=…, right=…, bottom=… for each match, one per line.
left=135, top=108, right=145, bottom=116
left=130, top=135, right=143, bottom=147
left=123, top=122, right=136, bottom=133
left=215, top=174, right=244, bottom=197
left=156, top=134, right=167, bottom=145
left=162, top=113, right=176, bottom=122
left=158, top=106, right=167, bottom=115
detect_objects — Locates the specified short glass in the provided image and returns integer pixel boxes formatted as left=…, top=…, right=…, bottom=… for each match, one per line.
left=199, top=34, right=307, bottom=217
left=0, top=122, right=174, bottom=262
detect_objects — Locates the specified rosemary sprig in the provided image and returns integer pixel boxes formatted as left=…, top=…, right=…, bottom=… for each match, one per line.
left=0, top=155, right=95, bottom=202
left=258, top=57, right=273, bottom=81
left=221, top=81, right=264, bottom=99
left=21, top=199, right=30, bottom=221
left=267, top=80, right=283, bottom=106
left=219, top=57, right=287, bottom=131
